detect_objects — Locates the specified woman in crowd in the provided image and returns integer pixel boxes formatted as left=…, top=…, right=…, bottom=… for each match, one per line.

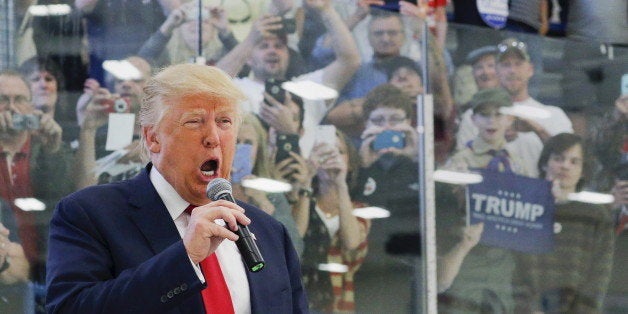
left=19, top=56, right=78, bottom=142
left=231, top=113, right=303, bottom=256
left=514, top=133, right=615, bottom=313
left=278, top=128, right=370, bottom=313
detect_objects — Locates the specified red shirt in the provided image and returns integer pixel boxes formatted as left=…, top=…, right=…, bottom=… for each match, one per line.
left=0, top=137, right=40, bottom=265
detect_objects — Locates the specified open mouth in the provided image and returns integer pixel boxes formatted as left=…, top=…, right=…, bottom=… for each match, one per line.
left=201, top=159, right=218, bottom=177
left=265, top=56, right=280, bottom=65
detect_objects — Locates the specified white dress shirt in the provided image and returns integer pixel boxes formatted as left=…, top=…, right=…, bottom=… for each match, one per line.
left=150, top=168, right=251, bottom=314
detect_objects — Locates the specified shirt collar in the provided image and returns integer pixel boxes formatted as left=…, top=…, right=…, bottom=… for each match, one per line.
left=149, top=166, right=190, bottom=220
left=0, top=136, right=31, bottom=158
left=471, top=136, right=507, bottom=155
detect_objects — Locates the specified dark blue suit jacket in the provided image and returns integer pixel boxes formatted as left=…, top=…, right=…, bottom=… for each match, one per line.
left=46, top=164, right=308, bottom=313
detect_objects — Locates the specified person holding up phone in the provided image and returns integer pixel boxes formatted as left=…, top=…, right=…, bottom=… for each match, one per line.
left=353, top=84, right=419, bottom=215
left=216, top=0, right=360, bottom=157
left=231, top=113, right=304, bottom=256
left=281, top=125, right=369, bottom=313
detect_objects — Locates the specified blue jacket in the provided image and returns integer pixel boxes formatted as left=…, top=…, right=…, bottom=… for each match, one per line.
left=46, top=164, right=308, bottom=314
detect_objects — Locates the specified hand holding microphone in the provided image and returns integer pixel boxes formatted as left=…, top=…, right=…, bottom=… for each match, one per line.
left=182, top=178, right=265, bottom=272
left=206, top=179, right=266, bottom=272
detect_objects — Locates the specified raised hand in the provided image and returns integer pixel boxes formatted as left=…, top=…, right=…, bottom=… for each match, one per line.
left=259, top=92, right=300, bottom=135
left=310, top=141, right=347, bottom=185
left=359, top=125, right=387, bottom=167
left=209, top=6, right=230, bottom=34
left=33, top=110, right=62, bottom=153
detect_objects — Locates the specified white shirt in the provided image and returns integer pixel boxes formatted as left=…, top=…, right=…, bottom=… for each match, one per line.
left=456, top=97, right=574, bottom=151
left=455, top=97, right=572, bottom=178
left=150, top=168, right=251, bottom=314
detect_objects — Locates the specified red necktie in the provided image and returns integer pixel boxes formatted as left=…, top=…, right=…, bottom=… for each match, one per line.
left=185, top=205, right=235, bottom=314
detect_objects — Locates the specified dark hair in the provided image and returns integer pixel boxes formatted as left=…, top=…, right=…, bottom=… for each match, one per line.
left=338, top=129, right=361, bottom=191
left=362, top=84, right=414, bottom=120
left=18, top=57, right=65, bottom=91
left=369, top=8, right=403, bottom=20
left=538, top=133, right=590, bottom=191
left=380, top=56, right=422, bottom=81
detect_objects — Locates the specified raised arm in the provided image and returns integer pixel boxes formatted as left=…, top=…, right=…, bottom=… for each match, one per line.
left=437, top=223, right=483, bottom=292
left=309, top=0, right=361, bottom=91
left=215, top=15, right=283, bottom=77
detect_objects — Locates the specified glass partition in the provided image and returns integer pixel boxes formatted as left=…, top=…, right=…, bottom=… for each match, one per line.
left=1, top=1, right=626, bottom=313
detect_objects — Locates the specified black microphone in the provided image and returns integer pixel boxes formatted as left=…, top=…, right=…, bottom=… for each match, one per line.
left=206, top=178, right=265, bottom=272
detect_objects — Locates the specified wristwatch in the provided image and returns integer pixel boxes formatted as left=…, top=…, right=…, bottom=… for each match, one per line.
left=298, top=187, right=314, bottom=198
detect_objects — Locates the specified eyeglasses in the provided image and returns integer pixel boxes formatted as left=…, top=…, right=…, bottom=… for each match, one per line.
left=0, top=94, right=30, bottom=106
left=368, top=115, right=407, bottom=126
left=371, top=30, right=402, bottom=38
left=115, top=78, right=146, bottom=84
left=497, top=40, right=527, bottom=54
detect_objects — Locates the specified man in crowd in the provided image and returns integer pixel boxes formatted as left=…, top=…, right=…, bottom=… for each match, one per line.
left=456, top=38, right=573, bottom=176
left=0, top=69, right=74, bottom=312
left=74, top=56, right=152, bottom=188
left=338, top=10, right=407, bottom=101
left=216, top=0, right=360, bottom=156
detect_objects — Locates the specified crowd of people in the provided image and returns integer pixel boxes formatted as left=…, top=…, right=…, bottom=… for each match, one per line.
left=1, top=0, right=627, bottom=313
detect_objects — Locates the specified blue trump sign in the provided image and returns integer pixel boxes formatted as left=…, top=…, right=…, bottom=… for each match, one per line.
left=466, top=170, right=555, bottom=253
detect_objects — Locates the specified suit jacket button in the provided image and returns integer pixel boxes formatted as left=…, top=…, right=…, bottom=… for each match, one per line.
left=181, top=283, right=188, bottom=291
left=174, top=287, right=181, bottom=294
left=167, top=291, right=174, bottom=298
left=160, top=295, right=168, bottom=303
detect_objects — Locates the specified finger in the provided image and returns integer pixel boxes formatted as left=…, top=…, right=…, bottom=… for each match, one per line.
left=262, top=91, right=283, bottom=107
left=192, top=203, right=250, bottom=232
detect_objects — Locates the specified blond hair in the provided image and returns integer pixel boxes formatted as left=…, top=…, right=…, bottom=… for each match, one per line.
left=139, top=64, right=247, bottom=159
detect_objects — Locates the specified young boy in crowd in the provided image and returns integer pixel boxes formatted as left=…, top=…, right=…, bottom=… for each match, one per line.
left=437, top=87, right=533, bottom=313
left=448, top=87, right=532, bottom=176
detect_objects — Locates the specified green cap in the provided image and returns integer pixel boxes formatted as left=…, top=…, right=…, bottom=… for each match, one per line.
left=466, top=45, right=498, bottom=65
left=470, top=88, right=513, bottom=113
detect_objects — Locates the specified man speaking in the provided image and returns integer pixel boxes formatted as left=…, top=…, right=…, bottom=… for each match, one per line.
left=45, top=64, right=308, bottom=313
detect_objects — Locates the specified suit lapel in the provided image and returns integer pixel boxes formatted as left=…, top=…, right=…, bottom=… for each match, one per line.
left=126, top=165, right=206, bottom=313
left=127, top=165, right=182, bottom=255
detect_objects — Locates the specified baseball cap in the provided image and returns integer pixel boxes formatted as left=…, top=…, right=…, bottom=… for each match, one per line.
left=470, top=88, right=513, bottom=114
left=466, top=46, right=499, bottom=65
left=497, top=38, right=530, bottom=62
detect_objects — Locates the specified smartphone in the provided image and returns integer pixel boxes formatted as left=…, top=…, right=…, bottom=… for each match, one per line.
left=275, top=133, right=300, bottom=164
left=370, top=0, right=417, bottom=12
left=281, top=17, right=296, bottom=34
left=315, top=125, right=337, bottom=146
left=232, top=143, right=254, bottom=183
left=372, top=130, right=406, bottom=151
left=265, top=78, right=286, bottom=105
left=270, top=17, right=296, bottom=34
